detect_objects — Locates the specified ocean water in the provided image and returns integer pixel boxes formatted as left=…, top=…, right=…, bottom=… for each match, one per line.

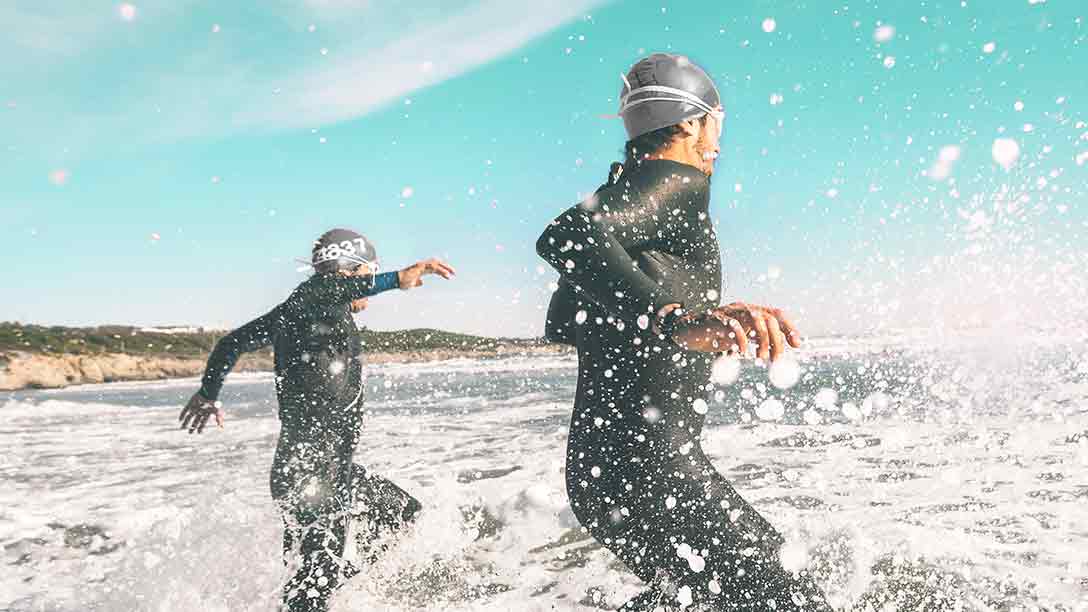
left=2, top=335, right=1087, bottom=611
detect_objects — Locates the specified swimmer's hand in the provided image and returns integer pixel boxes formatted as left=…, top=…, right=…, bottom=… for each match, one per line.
left=179, top=392, right=224, bottom=434
left=398, top=258, right=456, bottom=290
left=664, top=302, right=802, bottom=361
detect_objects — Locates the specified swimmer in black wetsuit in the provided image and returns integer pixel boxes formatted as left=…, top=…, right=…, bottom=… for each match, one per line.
left=179, top=228, right=455, bottom=612
left=536, top=54, right=831, bottom=611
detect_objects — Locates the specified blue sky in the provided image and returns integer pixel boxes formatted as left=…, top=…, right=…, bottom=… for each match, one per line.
left=2, top=0, right=1086, bottom=337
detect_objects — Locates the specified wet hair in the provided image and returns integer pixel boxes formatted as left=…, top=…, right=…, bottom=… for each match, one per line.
left=623, top=116, right=708, bottom=164
left=313, top=261, right=340, bottom=276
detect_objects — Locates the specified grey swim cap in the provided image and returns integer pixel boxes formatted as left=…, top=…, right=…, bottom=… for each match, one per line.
left=619, top=53, right=721, bottom=139
left=311, top=228, right=377, bottom=274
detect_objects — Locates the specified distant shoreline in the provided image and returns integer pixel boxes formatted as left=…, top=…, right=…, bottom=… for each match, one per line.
left=0, top=322, right=568, bottom=392
left=0, top=345, right=572, bottom=392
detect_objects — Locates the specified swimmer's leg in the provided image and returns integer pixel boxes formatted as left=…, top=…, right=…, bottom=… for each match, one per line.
left=344, top=465, right=421, bottom=569
left=613, top=458, right=832, bottom=611
left=281, top=508, right=349, bottom=612
left=618, top=555, right=829, bottom=612
left=354, top=465, right=422, bottom=526
left=695, top=466, right=832, bottom=611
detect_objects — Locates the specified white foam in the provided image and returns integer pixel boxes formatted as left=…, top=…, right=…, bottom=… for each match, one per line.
left=3, top=348, right=1087, bottom=610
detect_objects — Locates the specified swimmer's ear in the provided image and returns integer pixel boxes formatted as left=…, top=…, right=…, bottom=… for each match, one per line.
left=679, top=120, right=698, bottom=138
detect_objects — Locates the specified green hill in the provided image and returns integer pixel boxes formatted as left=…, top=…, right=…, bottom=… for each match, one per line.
left=0, top=322, right=541, bottom=358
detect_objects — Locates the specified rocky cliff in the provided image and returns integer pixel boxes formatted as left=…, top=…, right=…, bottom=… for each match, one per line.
left=0, top=351, right=272, bottom=391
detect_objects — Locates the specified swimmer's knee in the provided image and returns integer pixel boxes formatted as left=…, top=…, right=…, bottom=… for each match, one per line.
left=403, top=494, right=422, bottom=519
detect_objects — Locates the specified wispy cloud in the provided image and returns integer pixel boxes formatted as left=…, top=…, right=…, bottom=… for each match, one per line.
left=0, top=4, right=111, bottom=56
left=1, top=0, right=606, bottom=155
left=0, top=1, right=199, bottom=57
left=238, top=0, right=603, bottom=130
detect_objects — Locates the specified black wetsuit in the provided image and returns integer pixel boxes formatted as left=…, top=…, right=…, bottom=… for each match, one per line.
left=537, top=159, right=830, bottom=611
left=198, top=271, right=421, bottom=612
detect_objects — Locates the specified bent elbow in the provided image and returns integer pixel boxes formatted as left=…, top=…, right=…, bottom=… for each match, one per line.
left=210, top=335, right=228, bottom=356
left=210, top=333, right=241, bottom=361
left=535, top=222, right=560, bottom=260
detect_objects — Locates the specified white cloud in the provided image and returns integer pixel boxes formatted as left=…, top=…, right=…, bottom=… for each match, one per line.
left=238, top=0, right=602, bottom=130
left=0, top=5, right=106, bottom=55
left=2, top=0, right=605, bottom=153
left=0, top=1, right=198, bottom=56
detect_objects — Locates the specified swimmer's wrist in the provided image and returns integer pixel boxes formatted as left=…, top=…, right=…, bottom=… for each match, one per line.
left=654, top=303, right=686, bottom=337
left=197, top=389, right=222, bottom=408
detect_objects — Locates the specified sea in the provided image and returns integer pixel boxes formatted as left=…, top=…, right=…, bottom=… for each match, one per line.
left=2, top=333, right=1086, bottom=611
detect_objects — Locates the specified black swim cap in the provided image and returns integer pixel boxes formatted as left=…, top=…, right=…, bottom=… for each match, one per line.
left=619, top=53, right=721, bottom=139
left=311, top=228, right=377, bottom=275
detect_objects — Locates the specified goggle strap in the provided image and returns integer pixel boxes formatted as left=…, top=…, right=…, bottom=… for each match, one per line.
left=297, top=255, right=379, bottom=272
left=619, top=83, right=722, bottom=118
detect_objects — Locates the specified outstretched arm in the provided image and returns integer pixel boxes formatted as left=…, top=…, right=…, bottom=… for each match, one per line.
left=311, top=271, right=399, bottom=304
left=198, top=309, right=279, bottom=401
left=310, top=258, right=455, bottom=306
left=180, top=309, right=280, bottom=434
left=396, top=258, right=456, bottom=289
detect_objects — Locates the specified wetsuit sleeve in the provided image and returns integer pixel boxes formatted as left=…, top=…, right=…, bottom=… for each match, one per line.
left=536, top=197, right=683, bottom=325
left=370, top=271, right=399, bottom=293
left=544, top=278, right=579, bottom=345
left=198, top=308, right=280, bottom=401
left=310, top=271, right=399, bottom=304
left=319, top=268, right=402, bottom=302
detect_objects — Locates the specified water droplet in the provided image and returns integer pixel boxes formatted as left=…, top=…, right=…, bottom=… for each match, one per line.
left=755, top=398, right=785, bottom=421
left=779, top=539, right=809, bottom=572
left=48, top=169, right=69, bottom=186
left=711, top=356, right=741, bottom=385
left=768, top=357, right=801, bottom=389
left=992, top=138, right=1021, bottom=170
left=677, top=585, right=693, bottom=606
left=814, top=388, right=838, bottom=409
left=873, top=25, right=895, bottom=43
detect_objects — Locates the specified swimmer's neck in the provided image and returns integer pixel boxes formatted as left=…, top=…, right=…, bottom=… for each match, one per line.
left=638, top=141, right=710, bottom=175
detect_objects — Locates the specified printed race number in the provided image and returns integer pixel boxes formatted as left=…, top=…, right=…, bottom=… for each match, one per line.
left=316, top=238, right=368, bottom=263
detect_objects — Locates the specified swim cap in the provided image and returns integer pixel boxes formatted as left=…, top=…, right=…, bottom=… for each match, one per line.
left=311, top=228, right=377, bottom=274
left=619, top=53, right=721, bottom=139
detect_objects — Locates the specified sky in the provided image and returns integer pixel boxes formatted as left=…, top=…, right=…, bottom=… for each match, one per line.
left=2, top=0, right=1087, bottom=338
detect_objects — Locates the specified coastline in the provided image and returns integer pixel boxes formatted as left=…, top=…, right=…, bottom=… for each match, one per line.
left=0, top=344, right=572, bottom=392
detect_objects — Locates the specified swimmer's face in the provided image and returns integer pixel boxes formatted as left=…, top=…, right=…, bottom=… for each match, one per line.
left=338, top=263, right=378, bottom=313
left=693, top=109, right=723, bottom=176
left=336, top=261, right=379, bottom=279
